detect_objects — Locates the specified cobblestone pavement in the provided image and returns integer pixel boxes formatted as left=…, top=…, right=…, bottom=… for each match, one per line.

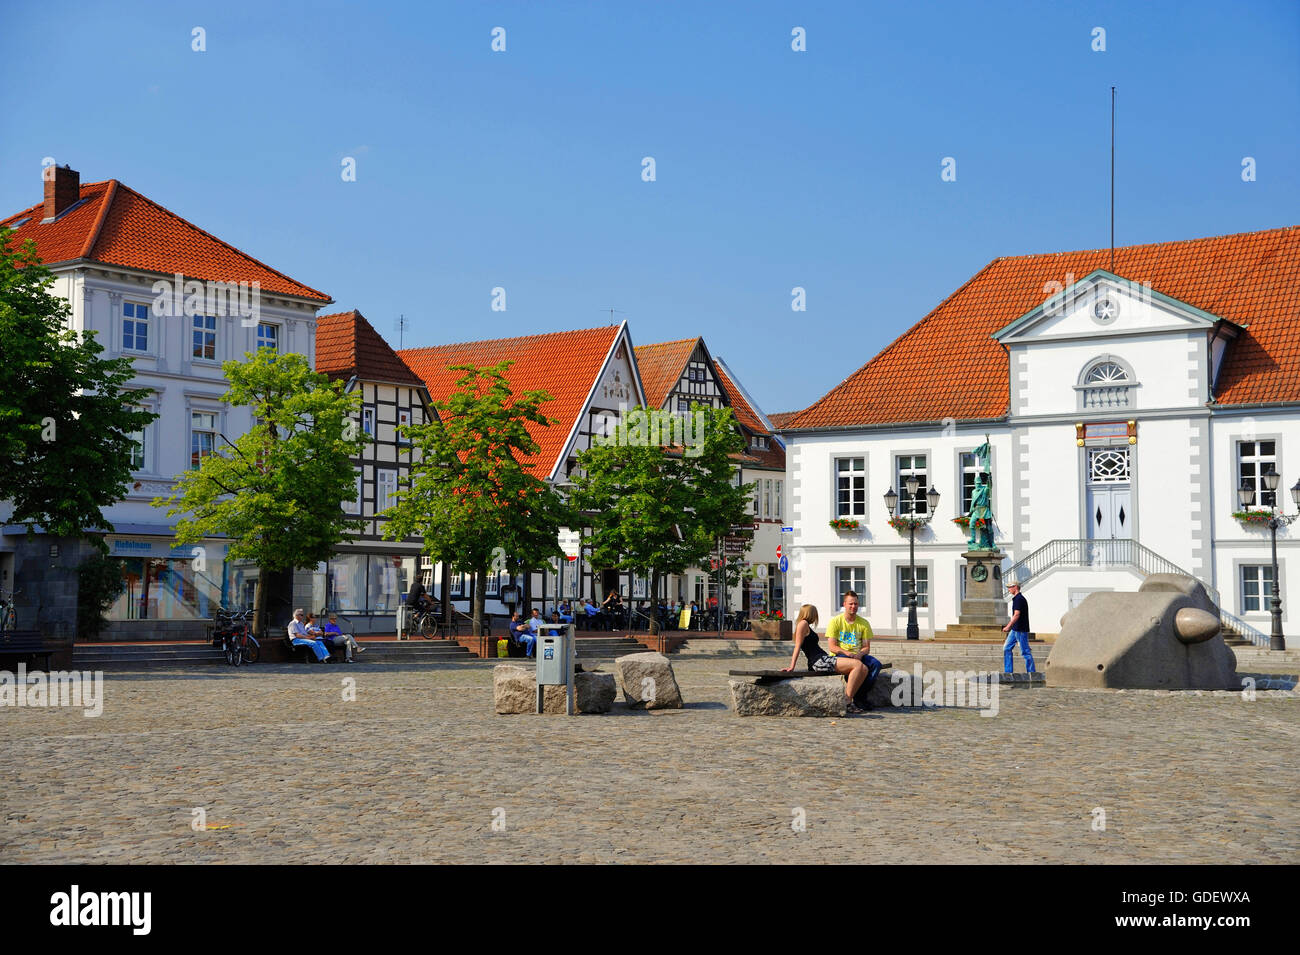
left=2, top=658, right=1296, bottom=864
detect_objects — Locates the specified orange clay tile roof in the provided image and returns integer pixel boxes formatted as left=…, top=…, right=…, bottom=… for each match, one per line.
left=316, top=310, right=426, bottom=387
left=787, top=225, right=1300, bottom=430
left=715, top=365, right=786, bottom=471
left=714, top=364, right=768, bottom=435
left=399, top=325, right=624, bottom=478
left=634, top=338, right=700, bottom=409
left=767, top=411, right=798, bottom=431
left=1, top=179, right=330, bottom=302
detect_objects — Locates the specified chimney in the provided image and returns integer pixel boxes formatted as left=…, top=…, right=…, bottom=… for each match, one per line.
left=42, top=164, right=81, bottom=221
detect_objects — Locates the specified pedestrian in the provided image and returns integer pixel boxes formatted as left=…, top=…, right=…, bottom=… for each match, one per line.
left=1002, top=580, right=1036, bottom=675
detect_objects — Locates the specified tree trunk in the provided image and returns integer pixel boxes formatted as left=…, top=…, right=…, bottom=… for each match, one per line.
left=253, top=571, right=268, bottom=640
left=440, top=560, right=450, bottom=627
left=648, top=567, right=661, bottom=636
left=472, top=565, right=487, bottom=636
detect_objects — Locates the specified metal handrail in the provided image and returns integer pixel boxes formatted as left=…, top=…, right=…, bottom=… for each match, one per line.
left=1003, top=538, right=1221, bottom=608
left=1218, top=608, right=1270, bottom=649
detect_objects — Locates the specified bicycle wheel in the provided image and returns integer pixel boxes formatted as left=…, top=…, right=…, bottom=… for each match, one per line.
left=223, top=639, right=238, bottom=666
left=1, top=605, right=15, bottom=632
left=241, top=634, right=260, bottom=665
left=419, top=614, right=438, bottom=639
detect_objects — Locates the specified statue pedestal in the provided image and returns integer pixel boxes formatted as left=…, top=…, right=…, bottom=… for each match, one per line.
left=935, top=550, right=1013, bottom=642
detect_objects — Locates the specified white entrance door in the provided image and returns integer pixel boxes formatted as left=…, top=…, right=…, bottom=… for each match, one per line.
left=1085, top=447, right=1132, bottom=542
left=1087, top=485, right=1132, bottom=540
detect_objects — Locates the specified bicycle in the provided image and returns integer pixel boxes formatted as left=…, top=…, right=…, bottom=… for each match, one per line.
left=213, top=608, right=258, bottom=666
left=0, top=590, right=18, bottom=632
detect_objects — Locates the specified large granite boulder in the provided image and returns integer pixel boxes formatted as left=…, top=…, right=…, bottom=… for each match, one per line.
left=614, top=651, right=684, bottom=709
left=1046, top=575, right=1238, bottom=689
left=730, top=678, right=846, bottom=717
left=493, top=665, right=617, bottom=714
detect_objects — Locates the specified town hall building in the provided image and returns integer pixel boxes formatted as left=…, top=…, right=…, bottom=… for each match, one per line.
left=777, top=226, right=1300, bottom=646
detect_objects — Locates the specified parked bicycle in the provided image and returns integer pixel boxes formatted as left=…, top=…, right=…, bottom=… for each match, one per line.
left=213, top=607, right=259, bottom=666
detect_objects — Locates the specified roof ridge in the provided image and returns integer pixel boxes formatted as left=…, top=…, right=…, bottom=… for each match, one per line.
left=399, top=323, right=618, bottom=355
left=103, top=181, right=330, bottom=301
left=79, top=179, right=118, bottom=260
left=635, top=337, right=700, bottom=349
left=990, top=223, right=1299, bottom=263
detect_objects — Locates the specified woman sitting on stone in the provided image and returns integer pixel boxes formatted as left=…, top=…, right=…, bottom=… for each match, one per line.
left=781, top=603, right=869, bottom=713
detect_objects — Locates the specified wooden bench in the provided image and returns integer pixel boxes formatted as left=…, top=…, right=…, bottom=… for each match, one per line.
left=0, top=630, right=54, bottom=671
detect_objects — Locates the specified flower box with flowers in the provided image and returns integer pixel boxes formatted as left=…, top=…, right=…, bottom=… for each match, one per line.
left=751, top=611, right=792, bottom=640
left=888, top=516, right=926, bottom=534
left=829, top=518, right=861, bottom=531
left=1233, top=510, right=1274, bottom=526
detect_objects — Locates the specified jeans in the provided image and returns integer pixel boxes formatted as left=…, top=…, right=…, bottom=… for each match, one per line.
left=325, top=633, right=357, bottom=661
left=292, top=637, right=330, bottom=661
left=1003, top=630, right=1036, bottom=673
left=520, top=633, right=536, bottom=657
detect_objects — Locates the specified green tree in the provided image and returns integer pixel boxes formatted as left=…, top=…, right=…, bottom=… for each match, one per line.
left=155, top=350, right=365, bottom=638
left=571, top=403, right=752, bottom=634
left=0, top=228, right=156, bottom=544
left=383, top=362, right=570, bottom=636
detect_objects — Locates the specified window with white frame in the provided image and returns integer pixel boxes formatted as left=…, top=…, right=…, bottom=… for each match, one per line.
left=898, top=565, right=929, bottom=609
left=959, top=451, right=990, bottom=515
left=836, top=566, right=866, bottom=607
left=190, top=412, right=217, bottom=469
left=128, top=409, right=147, bottom=471
left=677, top=397, right=690, bottom=414
left=764, top=479, right=772, bottom=517
left=896, top=454, right=928, bottom=516
left=376, top=469, right=398, bottom=512
left=192, top=314, right=217, bottom=360
left=1238, top=440, right=1278, bottom=509
left=362, top=407, right=375, bottom=437
left=835, top=457, right=866, bottom=517
left=1241, top=564, right=1274, bottom=613
left=343, top=468, right=362, bottom=515
left=775, top=479, right=782, bottom=519
left=123, top=302, right=150, bottom=352
left=256, top=322, right=279, bottom=353
left=397, top=408, right=411, bottom=444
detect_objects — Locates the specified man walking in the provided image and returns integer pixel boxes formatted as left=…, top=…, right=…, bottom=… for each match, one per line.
left=1002, top=580, right=1036, bottom=675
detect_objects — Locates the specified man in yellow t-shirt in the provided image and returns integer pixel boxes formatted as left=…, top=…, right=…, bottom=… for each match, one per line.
left=826, top=591, right=883, bottom=706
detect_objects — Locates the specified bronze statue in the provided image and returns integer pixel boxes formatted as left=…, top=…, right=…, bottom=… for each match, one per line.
left=967, top=436, right=995, bottom=550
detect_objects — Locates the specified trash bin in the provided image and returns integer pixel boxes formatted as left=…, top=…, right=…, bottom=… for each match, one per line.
left=534, top=623, right=575, bottom=714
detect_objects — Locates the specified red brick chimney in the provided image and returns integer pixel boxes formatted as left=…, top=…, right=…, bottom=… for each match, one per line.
left=42, top=164, right=81, bottom=221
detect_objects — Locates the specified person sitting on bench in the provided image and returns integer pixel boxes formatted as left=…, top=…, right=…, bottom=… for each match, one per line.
left=825, top=591, right=882, bottom=713
left=321, top=613, right=363, bottom=662
left=287, top=608, right=331, bottom=663
left=509, top=612, right=535, bottom=657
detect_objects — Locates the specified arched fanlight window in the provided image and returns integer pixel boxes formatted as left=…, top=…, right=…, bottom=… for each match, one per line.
left=1077, top=356, right=1135, bottom=409
left=1084, top=361, right=1129, bottom=385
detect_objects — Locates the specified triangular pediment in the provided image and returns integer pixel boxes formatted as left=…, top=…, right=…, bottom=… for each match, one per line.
left=992, top=270, right=1236, bottom=344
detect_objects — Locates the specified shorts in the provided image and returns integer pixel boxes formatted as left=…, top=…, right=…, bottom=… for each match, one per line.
left=809, top=654, right=838, bottom=674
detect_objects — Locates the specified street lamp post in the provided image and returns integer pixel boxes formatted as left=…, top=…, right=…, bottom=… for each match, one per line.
left=1238, top=467, right=1300, bottom=651
left=884, top=478, right=940, bottom=641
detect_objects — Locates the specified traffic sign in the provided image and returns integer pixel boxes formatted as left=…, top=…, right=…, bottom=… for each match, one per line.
left=775, top=545, right=782, bottom=558
left=779, top=555, right=788, bottom=573
left=780, top=526, right=794, bottom=533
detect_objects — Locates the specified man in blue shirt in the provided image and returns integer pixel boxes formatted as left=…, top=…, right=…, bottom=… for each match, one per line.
left=1002, top=580, right=1036, bottom=675
left=509, top=612, right=535, bottom=657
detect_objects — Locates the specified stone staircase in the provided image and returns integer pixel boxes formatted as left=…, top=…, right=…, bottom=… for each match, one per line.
left=341, top=640, right=473, bottom=663
left=574, top=635, right=655, bottom=660
left=73, top=642, right=227, bottom=669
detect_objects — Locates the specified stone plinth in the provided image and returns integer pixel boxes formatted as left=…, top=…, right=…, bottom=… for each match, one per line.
left=934, top=550, right=1013, bottom=641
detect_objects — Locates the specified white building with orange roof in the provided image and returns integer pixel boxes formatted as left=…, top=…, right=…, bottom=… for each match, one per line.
left=0, top=164, right=333, bottom=639
left=778, top=226, right=1300, bottom=648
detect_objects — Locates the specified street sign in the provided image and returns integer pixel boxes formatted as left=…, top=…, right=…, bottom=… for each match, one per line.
left=558, top=527, right=581, bottom=561
left=775, top=545, right=782, bottom=558
left=779, top=555, right=788, bottom=573
left=755, top=564, right=768, bottom=579
left=780, top=526, right=794, bottom=533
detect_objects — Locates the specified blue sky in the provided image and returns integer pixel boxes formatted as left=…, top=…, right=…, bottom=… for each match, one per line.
left=2, top=0, right=1297, bottom=415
